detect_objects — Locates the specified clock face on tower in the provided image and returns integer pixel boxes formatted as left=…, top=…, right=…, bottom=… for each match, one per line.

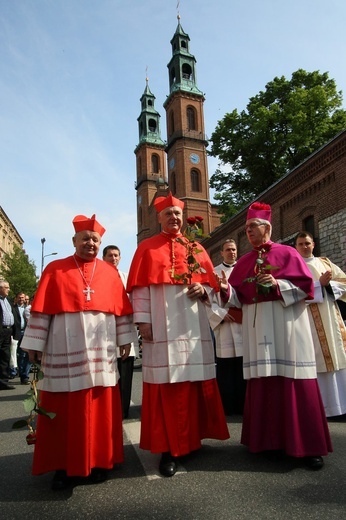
left=189, top=153, right=200, bottom=164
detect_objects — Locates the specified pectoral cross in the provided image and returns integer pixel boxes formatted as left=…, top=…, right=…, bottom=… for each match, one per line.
left=83, top=286, right=94, bottom=301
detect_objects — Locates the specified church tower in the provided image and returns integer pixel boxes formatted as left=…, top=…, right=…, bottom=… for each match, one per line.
left=134, top=17, right=222, bottom=243
left=164, top=17, right=214, bottom=234
left=134, top=79, right=168, bottom=242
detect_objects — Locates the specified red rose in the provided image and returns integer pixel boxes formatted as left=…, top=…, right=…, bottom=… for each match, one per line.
left=195, top=216, right=203, bottom=222
left=26, top=432, right=37, bottom=445
left=187, top=217, right=197, bottom=225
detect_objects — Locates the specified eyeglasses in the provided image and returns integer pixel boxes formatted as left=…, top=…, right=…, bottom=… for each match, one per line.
left=245, top=223, right=265, bottom=232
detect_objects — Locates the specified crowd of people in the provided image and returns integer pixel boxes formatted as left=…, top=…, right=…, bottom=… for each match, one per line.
left=0, top=285, right=32, bottom=390
left=1, top=195, right=345, bottom=490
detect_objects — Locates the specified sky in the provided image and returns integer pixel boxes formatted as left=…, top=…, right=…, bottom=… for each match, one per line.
left=1, top=0, right=346, bottom=274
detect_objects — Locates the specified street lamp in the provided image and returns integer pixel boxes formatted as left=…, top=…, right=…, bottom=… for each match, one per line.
left=41, top=237, right=58, bottom=275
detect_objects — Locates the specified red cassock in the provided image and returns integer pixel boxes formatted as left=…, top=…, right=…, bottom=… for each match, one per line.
left=127, top=232, right=229, bottom=456
left=29, top=256, right=133, bottom=476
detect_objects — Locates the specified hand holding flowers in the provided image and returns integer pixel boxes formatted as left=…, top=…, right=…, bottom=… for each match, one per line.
left=243, top=244, right=279, bottom=326
left=12, top=364, right=56, bottom=445
left=173, top=216, right=209, bottom=284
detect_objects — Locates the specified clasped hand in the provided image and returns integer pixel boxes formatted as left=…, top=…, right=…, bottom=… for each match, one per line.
left=215, top=270, right=277, bottom=291
left=319, top=270, right=332, bottom=286
left=187, top=282, right=205, bottom=299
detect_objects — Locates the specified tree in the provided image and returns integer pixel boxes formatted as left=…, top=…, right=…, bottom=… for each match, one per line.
left=209, top=69, right=346, bottom=220
left=0, top=244, right=38, bottom=298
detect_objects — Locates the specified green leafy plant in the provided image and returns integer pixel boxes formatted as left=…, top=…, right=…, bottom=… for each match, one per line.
left=174, top=216, right=209, bottom=284
left=12, top=364, right=56, bottom=445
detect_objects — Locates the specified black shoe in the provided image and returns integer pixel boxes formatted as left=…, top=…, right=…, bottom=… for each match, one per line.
left=89, top=468, right=108, bottom=483
left=159, top=452, right=177, bottom=477
left=0, top=380, right=15, bottom=390
left=21, top=379, right=30, bottom=385
left=51, top=470, right=70, bottom=490
left=305, top=456, right=324, bottom=470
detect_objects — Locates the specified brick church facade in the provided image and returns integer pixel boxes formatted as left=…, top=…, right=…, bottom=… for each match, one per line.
left=204, top=130, right=346, bottom=272
left=134, top=18, right=346, bottom=271
left=134, top=18, right=221, bottom=243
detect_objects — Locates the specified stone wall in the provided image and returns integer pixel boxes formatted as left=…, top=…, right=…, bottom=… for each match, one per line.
left=319, top=209, right=346, bottom=271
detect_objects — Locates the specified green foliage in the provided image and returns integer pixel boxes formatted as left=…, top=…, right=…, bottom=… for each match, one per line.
left=12, top=366, right=56, bottom=434
left=172, top=216, right=208, bottom=284
left=0, top=244, right=38, bottom=298
left=209, top=69, right=346, bottom=221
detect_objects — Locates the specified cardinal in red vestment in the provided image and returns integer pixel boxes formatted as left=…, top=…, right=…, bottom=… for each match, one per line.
left=21, top=214, right=137, bottom=490
left=127, top=193, right=229, bottom=477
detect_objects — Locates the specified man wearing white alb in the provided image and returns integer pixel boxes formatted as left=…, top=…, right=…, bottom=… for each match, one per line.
left=296, top=231, right=346, bottom=417
left=207, top=239, right=246, bottom=414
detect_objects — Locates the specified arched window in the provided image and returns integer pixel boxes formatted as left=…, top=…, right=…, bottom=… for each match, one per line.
left=182, top=63, right=192, bottom=80
left=303, top=215, right=315, bottom=237
left=148, top=118, right=156, bottom=132
left=151, top=154, right=159, bottom=173
left=169, top=111, right=175, bottom=136
left=170, top=67, right=176, bottom=84
left=303, top=215, right=320, bottom=255
left=171, top=172, right=176, bottom=195
left=191, top=169, right=201, bottom=192
left=187, top=106, right=197, bottom=131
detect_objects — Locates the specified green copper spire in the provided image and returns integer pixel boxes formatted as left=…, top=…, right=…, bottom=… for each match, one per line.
left=137, top=78, right=165, bottom=145
left=166, top=19, right=204, bottom=98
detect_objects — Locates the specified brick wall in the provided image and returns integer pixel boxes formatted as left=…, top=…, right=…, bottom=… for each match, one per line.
left=203, top=130, right=346, bottom=270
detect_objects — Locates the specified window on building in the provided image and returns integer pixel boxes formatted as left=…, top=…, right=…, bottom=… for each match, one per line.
left=187, top=106, right=196, bottom=131
left=170, top=67, right=176, bottom=84
left=151, top=154, right=159, bottom=173
left=182, top=63, right=192, bottom=80
left=169, top=111, right=175, bottom=136
left=148, top=119, right=156, bottom=132
left=191, top=169, right=201, bottom=192
left=303, top=215, right=320, bottom=255
left=171, top=172, right=176, bottom=195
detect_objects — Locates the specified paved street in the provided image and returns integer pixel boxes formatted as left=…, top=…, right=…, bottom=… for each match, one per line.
left=1, top=367, right=345, bottom=520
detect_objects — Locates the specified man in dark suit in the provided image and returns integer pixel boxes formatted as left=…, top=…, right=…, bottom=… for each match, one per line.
left=0, top=280, right=16, bottom=390
left=12, top=292, right=31, bottom=384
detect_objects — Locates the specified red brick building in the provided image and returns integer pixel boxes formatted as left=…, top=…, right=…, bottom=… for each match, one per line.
left=204, top=130, right=346, bottom=271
